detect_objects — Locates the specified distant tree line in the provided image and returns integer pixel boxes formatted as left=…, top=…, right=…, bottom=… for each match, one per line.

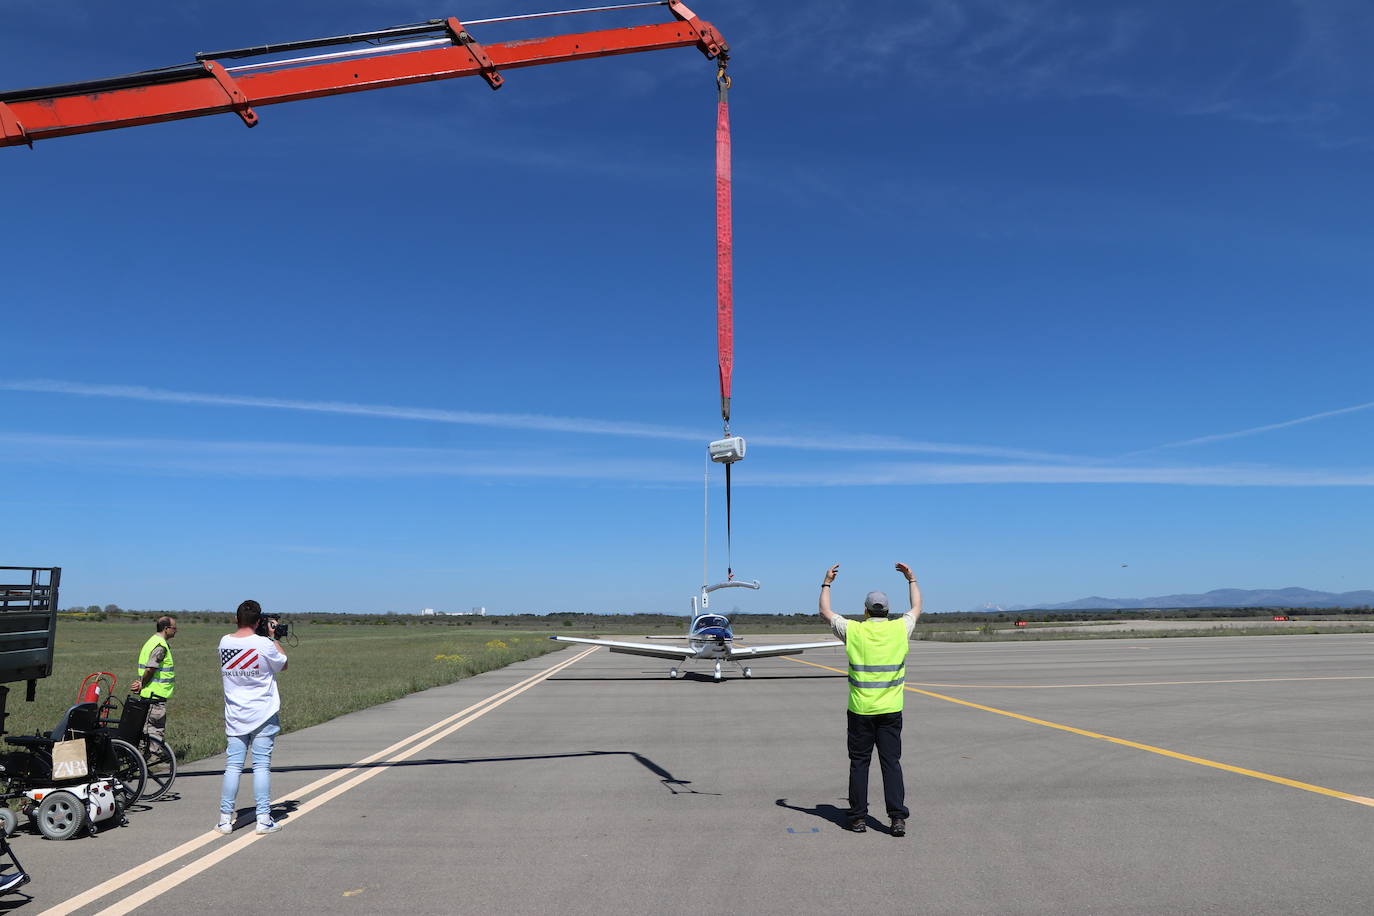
left=59, top=605, right=1374, bottom=627
left=926, top=606, right=1374, bottom=624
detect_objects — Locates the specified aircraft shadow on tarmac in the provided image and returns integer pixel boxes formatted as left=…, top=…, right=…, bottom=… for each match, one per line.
left=180, top=751, right=718, bottom=795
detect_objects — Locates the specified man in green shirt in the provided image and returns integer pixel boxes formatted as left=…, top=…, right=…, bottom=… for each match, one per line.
left=819, top=562, right=921, bottom=836
left=131, top=616, right=177, bottom=742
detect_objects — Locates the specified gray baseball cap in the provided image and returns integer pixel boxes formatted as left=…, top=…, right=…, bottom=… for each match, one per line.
left=864, top=590, right=890, bottom=613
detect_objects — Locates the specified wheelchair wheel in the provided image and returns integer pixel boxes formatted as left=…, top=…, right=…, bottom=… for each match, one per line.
left=36, top=791, right=86, bottom=840
left=139, top=736, right=176, bottom=801
left=0, top=808, right=16, bottom=838
left=108, top=739, right=146, bottom=806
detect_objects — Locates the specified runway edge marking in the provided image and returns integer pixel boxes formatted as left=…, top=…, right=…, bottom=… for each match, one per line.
left=785, top=656, right=1374, bottom=809
left=41, top=646, right=597, bottom=916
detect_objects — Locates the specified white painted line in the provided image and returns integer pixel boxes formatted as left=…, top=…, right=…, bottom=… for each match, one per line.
left=40, top=646, right=596, bottom=916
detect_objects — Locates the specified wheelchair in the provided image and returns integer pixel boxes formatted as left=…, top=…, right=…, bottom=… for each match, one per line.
left=97, top=697, right=176, bottom=802
left=0, top=702, right=145, bottom=839
left=84, top=673, right=177, bottom=802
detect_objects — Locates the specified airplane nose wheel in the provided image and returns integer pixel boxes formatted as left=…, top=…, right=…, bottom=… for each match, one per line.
left=743, top=667, right=752, bottom=678
left=713, top=661, right=722, bottom=682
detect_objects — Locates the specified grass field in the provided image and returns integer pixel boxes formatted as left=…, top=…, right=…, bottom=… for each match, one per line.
left=11, top=617, right=567, bottom=764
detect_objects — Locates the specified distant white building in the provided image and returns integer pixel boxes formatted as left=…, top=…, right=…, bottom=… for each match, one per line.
left=420, top=608, right=436, bottom=616
left=443, top=607, right=487, bottom=617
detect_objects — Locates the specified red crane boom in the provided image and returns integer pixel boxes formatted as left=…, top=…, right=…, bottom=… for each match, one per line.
left=0, top=1, right=727, bottom=148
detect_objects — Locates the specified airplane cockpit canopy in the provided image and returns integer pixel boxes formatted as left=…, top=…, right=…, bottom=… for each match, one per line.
left=694, top=614, right=731, bottom=632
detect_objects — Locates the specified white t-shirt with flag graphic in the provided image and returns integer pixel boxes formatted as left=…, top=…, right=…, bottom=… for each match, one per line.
left=218, top=634, right=288, bottom=736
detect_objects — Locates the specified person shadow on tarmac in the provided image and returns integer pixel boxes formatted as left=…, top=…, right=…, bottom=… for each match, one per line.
left=776, top=798, right=897, bottom=833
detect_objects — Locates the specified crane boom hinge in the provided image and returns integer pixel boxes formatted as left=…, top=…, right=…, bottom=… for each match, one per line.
left=667, top=1, right=728, bottom=59
left=445, top=19, right=504, bottom=90
left=202, top=61, right=258, bottom=128
left=0, top=102, right=31, bottom=148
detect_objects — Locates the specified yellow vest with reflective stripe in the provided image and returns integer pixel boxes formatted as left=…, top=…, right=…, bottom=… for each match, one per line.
left=137, top=634, right=175, bottom=699
left=845, top=617, right=908, bottom=715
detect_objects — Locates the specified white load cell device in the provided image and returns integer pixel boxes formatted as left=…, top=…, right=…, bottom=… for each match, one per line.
left=709, top=436, right=746, bottom=464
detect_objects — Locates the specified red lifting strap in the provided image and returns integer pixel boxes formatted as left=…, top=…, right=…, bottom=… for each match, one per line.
left=715, top=72, right=733, bottom=427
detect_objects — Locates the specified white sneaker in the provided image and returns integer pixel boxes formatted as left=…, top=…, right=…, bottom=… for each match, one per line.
left=215, top=819, right=232, bottom=836
left=255, top=820, right=282, bottom=835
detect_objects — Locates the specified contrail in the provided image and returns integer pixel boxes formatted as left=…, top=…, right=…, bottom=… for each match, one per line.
left=4, top=432, right=1373, bottom=487
left=749, top=462, right=1374, bottom=487
left=1141, top=399, right=1374, bottom=452
left=0, top=379, right=1077, bottom=462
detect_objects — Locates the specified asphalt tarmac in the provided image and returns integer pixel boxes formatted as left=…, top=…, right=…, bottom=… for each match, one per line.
left=15, top=632, right=1374, bottom=915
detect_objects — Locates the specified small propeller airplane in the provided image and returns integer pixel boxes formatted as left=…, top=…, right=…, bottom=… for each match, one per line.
left=550, top=580, right=840, bottom=681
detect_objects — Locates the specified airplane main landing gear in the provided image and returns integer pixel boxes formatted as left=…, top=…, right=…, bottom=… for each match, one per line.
left=669, top=668, right=679, bottom=679
left=743, top=667, right=752, bottom=678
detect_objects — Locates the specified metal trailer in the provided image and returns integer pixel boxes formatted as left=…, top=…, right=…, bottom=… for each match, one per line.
left=0, top=566, right=59, bottom=889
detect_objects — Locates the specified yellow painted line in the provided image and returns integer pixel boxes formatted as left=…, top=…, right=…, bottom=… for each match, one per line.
left=42, top=646, right=597, bottom=916
left=905, top=675, right=1374, bottom=689
left=786, top=656, right=1374, bottom=808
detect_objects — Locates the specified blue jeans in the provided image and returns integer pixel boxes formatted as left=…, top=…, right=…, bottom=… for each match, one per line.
left=220, top=714, right=280, bottom=822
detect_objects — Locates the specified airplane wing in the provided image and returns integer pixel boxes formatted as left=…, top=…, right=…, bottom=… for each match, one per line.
left=549, top=636, right=696, bottom=661
left=727, top=640, right=841, bottom=660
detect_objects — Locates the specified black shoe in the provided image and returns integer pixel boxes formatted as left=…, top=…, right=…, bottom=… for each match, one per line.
left=890, top=818, right=906, bottom=837
left=847, top=818, right=867, bottom=833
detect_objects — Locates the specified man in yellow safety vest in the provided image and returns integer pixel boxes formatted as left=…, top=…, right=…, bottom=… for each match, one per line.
left=131, top=616, right=177, bottom=742
left=819, top=562, right=921, bottom=835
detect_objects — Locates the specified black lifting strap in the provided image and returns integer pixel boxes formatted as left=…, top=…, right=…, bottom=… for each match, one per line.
left=725, top=460, right=734, bottom=580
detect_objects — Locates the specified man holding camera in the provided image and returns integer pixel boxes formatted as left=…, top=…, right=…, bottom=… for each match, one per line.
left=819, top=562, right=922, bottom=836
left=130, top=615, right=177, bottom=742
left=216, top=600, right=288, bottom=836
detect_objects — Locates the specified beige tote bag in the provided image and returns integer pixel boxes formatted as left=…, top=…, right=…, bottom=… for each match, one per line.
left=51, top=739, right=89, bottom=781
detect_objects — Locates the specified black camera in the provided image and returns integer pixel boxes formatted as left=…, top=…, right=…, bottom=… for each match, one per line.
left=255, top=612, right=288, bottom=641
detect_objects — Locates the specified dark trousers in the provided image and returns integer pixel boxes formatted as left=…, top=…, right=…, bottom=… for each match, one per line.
left=847, top=710, right=908, bottom=819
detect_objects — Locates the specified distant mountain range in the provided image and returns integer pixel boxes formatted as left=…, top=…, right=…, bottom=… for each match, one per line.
left=987, top=587, right=1374, bottom=612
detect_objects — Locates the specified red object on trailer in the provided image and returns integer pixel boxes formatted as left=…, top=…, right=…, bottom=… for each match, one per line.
left=76, top=672, right=116, bottom=705
left=0, top=1, right=728, bottom=148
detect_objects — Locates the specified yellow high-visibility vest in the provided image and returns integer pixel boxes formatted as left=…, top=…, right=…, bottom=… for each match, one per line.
left=845, top=617, right=907, bottom=715
left=137, top=634, right=175, bottom=699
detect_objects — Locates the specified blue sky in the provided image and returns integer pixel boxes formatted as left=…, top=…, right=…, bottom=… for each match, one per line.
left=4, top=0, right=1374, bottom=614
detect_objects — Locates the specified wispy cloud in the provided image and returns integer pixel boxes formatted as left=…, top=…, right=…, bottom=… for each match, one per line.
left=4, top=431, right=1373, bottom=488
left=752, top=462, right=1374, bottom=488
left=0, top=432, right=691, bottom=482
left=748, top=432, right=1068, bottom=462
left=741, top=0, right=1374, bottom=142
left=1135, top=398, right=1374, bottom=453
left=0, top=379, right=1075, bottom=462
